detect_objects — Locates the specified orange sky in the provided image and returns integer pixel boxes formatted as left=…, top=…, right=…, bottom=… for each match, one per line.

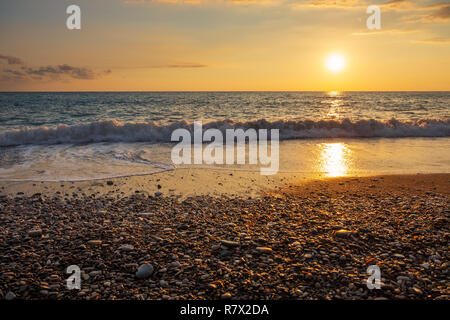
left=0, top=0, right=449, bottom=91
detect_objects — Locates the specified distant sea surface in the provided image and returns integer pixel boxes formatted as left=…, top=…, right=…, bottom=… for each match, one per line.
left=0, top=91, right=449, bottom=181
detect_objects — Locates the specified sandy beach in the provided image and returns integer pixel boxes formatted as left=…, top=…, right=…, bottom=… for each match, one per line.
left=0, top=168, right=311, bottom=200
left=0, top=173, right=448, bottom=300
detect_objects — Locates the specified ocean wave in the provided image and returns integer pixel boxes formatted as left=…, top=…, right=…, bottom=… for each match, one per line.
left=0, top=118, right=449, bottom=147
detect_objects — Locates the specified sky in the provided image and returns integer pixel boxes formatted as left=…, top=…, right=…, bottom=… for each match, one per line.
left=0, top=0, right=449, bottom=91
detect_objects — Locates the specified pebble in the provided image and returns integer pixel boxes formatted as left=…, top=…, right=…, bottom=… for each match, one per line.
left=177, top=224, right=188, bottom=230
left=135, top=264, right=154, bottom=279
left=118, top=244, right=134, bottom=252
left=220, top=250, right=231, bottom=257
left=87, top=240, right=102, bottom=246
left=138, top=212, right=154, bottom=217
left=255, top=247, right=273, bottom=254
left=159, top=280, right=168, bottom=287
left=220, top=239, right=239, bottom=247
left=221, top=293, right=232, bottom=299
left=5, top=291, right=16, bottom=300
left=412, top=287, right=423, bottom=294
left=28, top=228, right=42, bottom=237
left=333, top=229, right=356, bottom=238
left=397, top=276, right=410, bottom=282
left=420, top=263, right=430, bottom=269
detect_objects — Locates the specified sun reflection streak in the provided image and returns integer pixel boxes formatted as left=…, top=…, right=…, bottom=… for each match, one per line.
left=325, top=92, right=343, bottom=118
left=319, top=142, right=351, bottom=177
left=328, top=91, right=339, bottom=97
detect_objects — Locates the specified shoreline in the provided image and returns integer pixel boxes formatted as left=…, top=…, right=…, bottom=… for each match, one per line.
left=0, top=168, right=309, bottom=200
left=2, top=168, right=449, bottom=200
left=0, top=173, right=449, bottom=300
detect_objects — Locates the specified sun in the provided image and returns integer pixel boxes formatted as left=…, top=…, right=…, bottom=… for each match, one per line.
left=326, top=53, right=346, bottom=73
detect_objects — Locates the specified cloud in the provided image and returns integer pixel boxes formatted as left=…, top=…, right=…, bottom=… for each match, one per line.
left=0, top=54, right=24, bottom=65
left=0, top=54, right=112, bottom=82
left=404, top=2, right=450, bottom=22
left=22, top=65, right=111, bottom=80
left=381, top=0, right=409, bottom=6
left=413, top=37, right=450, bottom=43
left=148, top=63, right=208, bottom=68
left=122, top=0, right=450, bottom=18
left=427, top=4, right=450, bottom=20
left=421, top=2, right=450, bottom=10
left=2, top=68, right=26, bottom=78
left=124, top=0, right=198, bottom=4
left=300, top=0, right=366, bottom=8
left=123, top=0, right=278, bottom=5
left=379, top=0, right=414, bottom=10
left=352, top=28, right=418, bottom=36
left=372, top=1, right=450, bottom=24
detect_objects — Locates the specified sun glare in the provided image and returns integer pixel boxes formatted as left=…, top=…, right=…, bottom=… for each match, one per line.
left=319, top=142, right=351, bottom=177
left=326, top=53, right=346, bottom=73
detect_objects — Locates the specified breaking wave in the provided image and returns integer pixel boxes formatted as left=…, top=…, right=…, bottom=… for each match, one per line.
left=0, top=118, right=449, bottom=147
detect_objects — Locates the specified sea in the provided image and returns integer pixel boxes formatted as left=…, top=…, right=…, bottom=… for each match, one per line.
left=0, top=91, right=449, bottom=181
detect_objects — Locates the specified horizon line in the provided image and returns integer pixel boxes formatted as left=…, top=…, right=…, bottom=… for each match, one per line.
left=1, top=90, right=449, bottom=93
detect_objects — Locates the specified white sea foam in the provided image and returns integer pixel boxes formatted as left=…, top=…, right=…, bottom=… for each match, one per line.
left=0, top=118, right=449, bottom=147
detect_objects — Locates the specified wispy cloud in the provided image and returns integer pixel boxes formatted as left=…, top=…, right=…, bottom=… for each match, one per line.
left=352, top=0, right=450, bottom=37
left=421, top=1, right=450, bottom=10
left=352, top=28, right=418, bottom=36
left=380, top=0, right=412, bottom=8
left=124, top=0, right=278, bottom=5
left=148, top=63, right=208, bottom=68
left=427, top=3, right=450, bottom=20
left=0, top=54, right=111, bottom=82
left=122, top=0, right=450, bottom=17
left=412, top=36, right=450, bottom=43
left=0, top=54, right=24, bottom=65
left=21, top=65, right=112, bottom=80
left=298, top=0, right=366, bottom=8
left=400, top=2, right=450, bottom=23
left=113, top=62, right=209, bottom=69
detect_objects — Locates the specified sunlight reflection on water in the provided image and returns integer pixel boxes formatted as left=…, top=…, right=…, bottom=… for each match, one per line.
left=318, top=142, right=351, bottom=177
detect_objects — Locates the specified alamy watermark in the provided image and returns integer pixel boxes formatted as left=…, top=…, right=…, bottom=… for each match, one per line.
left=66, top=265, right=81, bottom=290
left=366, top=265, right=382, bottom=289
left=170, top=121, right=279, bottom=175
left=66, top=5, right=81, bottom=30
left=366, top=5, right=381, bottom=30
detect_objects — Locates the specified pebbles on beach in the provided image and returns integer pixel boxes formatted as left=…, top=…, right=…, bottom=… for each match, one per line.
left=0, top=176, right=449, bottom=300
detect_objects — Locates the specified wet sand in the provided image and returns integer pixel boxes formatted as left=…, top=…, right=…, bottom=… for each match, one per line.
left=0, top=169, right=307, bottom=200
left=277, top=173, right=450, bottom=197
left=0, top=173, right=449, bottom=300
